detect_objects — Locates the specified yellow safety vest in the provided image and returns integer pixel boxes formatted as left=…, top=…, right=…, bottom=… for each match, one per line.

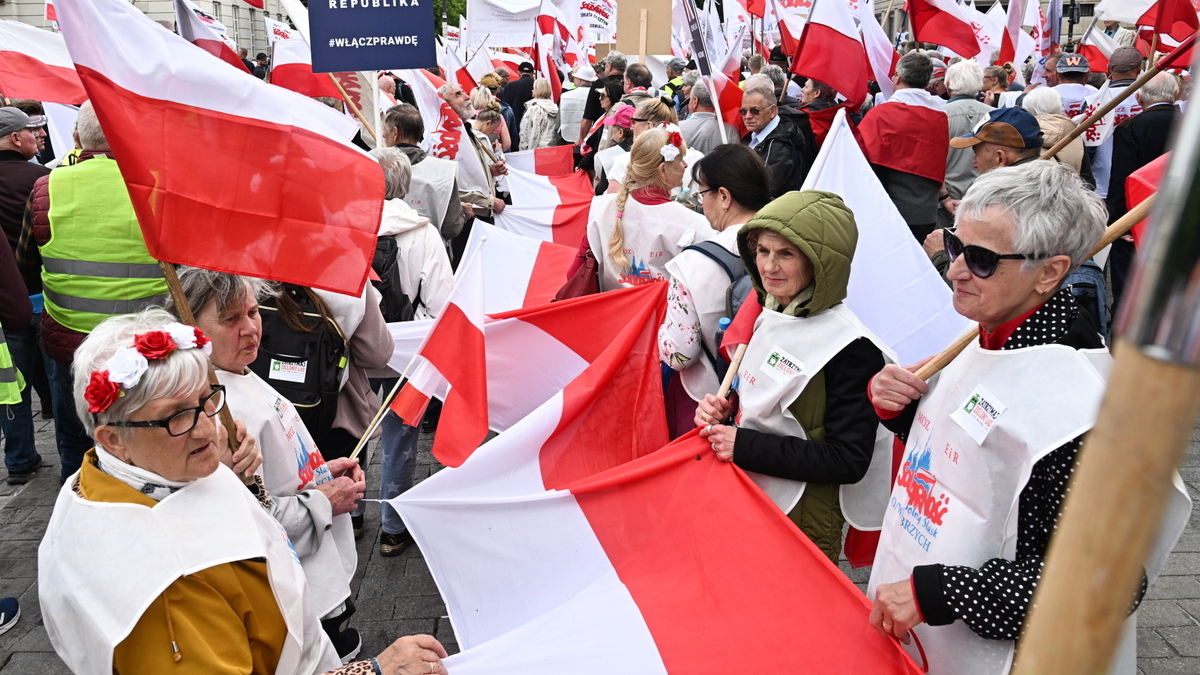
left=39, top=155, right=166, bottom=334
left=0, top=330, right=25, bottom=405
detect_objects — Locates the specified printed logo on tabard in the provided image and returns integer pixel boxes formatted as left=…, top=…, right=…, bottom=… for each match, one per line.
left=760, top=345, right=804, bottom=384
left=269, top=359, right=307, bottom=384
left=950, top=384, right=1007, bottom=444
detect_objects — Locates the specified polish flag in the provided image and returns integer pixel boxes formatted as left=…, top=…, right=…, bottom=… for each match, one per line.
left=174, top=0, right=250, bottom=73
left=390, top=247, right=488, bottom=468
left=792, top=0, right=870, bottom=106
left=1127, top=151, right=1167, bottom=246
left=0, top=20, right=86, bottom=104
left=241, top=0, right=265, bottom=9
left=711, top=28, right=751, bottom=136
left=504, top=145, right=576, bottom=176
left=494, top=168, right=593, bottom=246
left=1077, top=22, right=1121, bottom=73
left=45, top=0, right=57, bottom=22
left=388, top=286, right=922, bottom=673
left=264, top=15, right=300, bottom=45
left=772, top=0, right=808, bottom=53
left=438, top=37, right=477, bottom=93
left=907, top=0, right=983, bottom=58
left=1097, top=0, right=1199, bottom=42
left=464, top=48, right=496, bottom=90
left=55, top=0, right=384, bottom=296
left=270, top=39, right=342, bottom=100
left=535, top=0, right=567, bottom=103
left=462, top=223, right=577, bottom=312
left=856, top=0, right=901, bottom=98
left=998, top=0, right=1034, bottom=66
left=399, top=68, right=493, bottom=197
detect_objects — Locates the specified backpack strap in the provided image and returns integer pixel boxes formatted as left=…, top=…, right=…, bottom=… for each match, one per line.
left=681, top=241, right=743, bottom=283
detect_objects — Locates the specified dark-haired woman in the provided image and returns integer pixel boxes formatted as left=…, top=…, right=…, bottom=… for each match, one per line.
left=659, top=144, right=772, bottom=436
left=578, top=79, right=627, bottom=180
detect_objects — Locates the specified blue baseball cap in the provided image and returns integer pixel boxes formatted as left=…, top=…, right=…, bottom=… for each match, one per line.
left=949, top=107, right=1044, bottom=150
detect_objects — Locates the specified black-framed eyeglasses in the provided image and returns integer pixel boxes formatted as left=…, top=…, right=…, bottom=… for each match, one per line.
left=690, top=187, right=718, bottom=207
left=106, top=385, right=226, bottom=437
left=944, top=231, right=1037, bottom=279
left=631, top=117, right=650, bottom=123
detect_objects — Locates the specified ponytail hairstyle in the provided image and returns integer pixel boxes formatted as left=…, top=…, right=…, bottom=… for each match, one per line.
left=634, top=97, right=679, bottom=127
left=608, top=127, right=688, bottom=271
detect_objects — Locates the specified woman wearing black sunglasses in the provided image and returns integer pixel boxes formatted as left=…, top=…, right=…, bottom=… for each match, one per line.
left=864, top=162, right=1178, bottom=674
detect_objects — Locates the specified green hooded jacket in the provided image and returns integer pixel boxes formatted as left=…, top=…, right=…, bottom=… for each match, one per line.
left=735, top=190, right=860, bottom=559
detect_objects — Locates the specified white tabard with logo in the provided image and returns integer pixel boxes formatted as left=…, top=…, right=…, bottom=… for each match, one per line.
left=868, top=342, right=1192, bottom=675
left=39, top=463, right=341, bottom=675
left=734, top=303, right=898, bottom=528
left=219, top=368, right=358, bottom=619
left=586, top=193, right=714, bottom=292
left=407, top=155, right=458, bottom=233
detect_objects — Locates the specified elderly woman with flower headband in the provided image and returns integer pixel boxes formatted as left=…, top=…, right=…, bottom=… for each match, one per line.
left=37, top=309, right=449, bottom=675
left=585, top=126, right=714, bottom=291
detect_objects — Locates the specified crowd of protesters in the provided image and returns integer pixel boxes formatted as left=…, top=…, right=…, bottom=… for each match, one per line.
left=0, top=18, right=1191, bottom=675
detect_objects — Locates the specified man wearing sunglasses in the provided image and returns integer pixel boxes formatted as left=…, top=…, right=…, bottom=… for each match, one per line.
left=740, top=85, right=808, bottom=199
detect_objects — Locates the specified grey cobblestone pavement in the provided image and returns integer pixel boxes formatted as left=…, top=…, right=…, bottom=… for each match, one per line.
left=2, top=392, right=1199, bottom=673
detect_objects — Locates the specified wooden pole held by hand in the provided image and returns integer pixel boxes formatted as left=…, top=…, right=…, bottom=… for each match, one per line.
left=717, top=344, right=747, bottom=399
left=158, top=261, right=254, bottom=484
left=913, top=194, right=1156, bottom=382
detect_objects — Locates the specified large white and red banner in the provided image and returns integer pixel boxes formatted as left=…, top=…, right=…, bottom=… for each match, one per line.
left=0, top=20, right=86, bottom=104
left=494, top=168, right=593, bottom=246
left=503, top=145, right=576, bottom=176
left=270, top=38, right=343, bottom=100
left=56, top=0, right=383, bottom=296
left=174, top=0, right=249, bottom=73
left=391, top=247, right=488, bottom=468
left=388, top=282, right=923, bottom=674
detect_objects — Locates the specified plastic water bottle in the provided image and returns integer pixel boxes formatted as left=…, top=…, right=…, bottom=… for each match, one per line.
left=714, top=317, right=731, bottom=351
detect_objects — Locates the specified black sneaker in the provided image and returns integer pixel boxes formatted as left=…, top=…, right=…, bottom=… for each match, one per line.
left=330, top=626, right=361, bottom=664
left=379, top=530, right=413, bottom=557
left=351, top=514, right=364, bottom=540
left=0, top=597, right=19, bottom=636
left=6, top=456, right=43, bottom=485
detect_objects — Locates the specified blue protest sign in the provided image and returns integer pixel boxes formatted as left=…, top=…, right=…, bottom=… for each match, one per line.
left=308, top=0, right=436, bottom=73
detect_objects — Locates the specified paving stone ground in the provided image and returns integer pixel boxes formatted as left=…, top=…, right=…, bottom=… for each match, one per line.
left=2, top=391, right=1199, bottom=673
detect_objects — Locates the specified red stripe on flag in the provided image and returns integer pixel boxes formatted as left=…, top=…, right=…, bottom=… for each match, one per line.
left=420, top=303, right=488, bottom=467
left=533, top=145, right=576, bottom=176
left=522, top=240, right=577, bottom=307
left=272, top=63, right=343, bottom=99
left=792, top=22, right=869, bottom=107
left=193, top=38, right=253, bottom=74
left=390, top=381, right=432, bottom=427
left=907, top=0, right=981, bottom=58
left=0, top=51, right=87, bottom=104
left=77, top=66, right=381, bottom=296
left=546, top=171, right=593, bottom=246
left=569, top=433, right=923, bottom=674
left=538, top=283, right=668, bottom=488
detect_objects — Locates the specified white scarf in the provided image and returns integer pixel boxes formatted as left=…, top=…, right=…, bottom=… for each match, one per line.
left=94, top=444, right=190, bottom=501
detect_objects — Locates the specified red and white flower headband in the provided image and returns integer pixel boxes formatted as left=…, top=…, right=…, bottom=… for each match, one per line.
left=84, top=323, right=212, bottom=415
left=659, top=123, right=684, bottom=163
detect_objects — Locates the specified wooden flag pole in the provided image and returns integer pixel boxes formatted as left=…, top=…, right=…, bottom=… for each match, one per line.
left=717, top=344, right=748, bottom=399
left=880, top=0, right=899, bottom=31
left=1042, top=33, right=1195, bottom=160
left=158, top=261, right=254, bottom=484
left=327, top=73, right=377, bottom=141
left=1011, top=81, right=1200, bottom=674
left=914, top=194, right=1156, bottom=381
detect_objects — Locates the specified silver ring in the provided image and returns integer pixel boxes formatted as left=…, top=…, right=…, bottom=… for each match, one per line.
left=428, top=661, right=437, bottom=673
left=883, top=622, right=893, bottom=630
left=711, top=442, right=718, bottom=451
left=705, top=424, right=713, bottom=434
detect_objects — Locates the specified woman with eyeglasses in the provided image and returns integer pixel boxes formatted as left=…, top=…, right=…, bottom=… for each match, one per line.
left=606, top=98, right=704, bottom=195
left=658, top=144, right=772, bottom=437
left=166, top=268, right=368, bottom=663
left=585, top=127, right=713, bottom=291
left=864, top=162, right=1157, bottom=673
left=578, top=79, right=627, bottom=185
left=38, top=310, right=449, bottom=675
left=694, top=191, right=893, bottom=564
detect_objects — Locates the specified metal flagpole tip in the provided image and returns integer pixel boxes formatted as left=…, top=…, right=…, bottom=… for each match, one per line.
left=479, top=236, right=487, bottom=243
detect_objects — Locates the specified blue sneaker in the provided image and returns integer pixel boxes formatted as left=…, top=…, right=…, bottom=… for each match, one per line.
left=0, top=597, right=18, bottom=636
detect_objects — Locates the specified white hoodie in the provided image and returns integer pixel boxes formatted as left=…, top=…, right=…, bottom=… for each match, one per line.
left=376, top=198, right=455, bottom=321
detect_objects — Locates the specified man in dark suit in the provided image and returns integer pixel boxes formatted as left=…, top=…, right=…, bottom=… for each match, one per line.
left=1106, top=71, right=1181, bottom=319
left=501, top=62, right=537, bottom=149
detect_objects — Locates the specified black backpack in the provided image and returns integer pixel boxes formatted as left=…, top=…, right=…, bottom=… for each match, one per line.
left=372, top=235, right=420, bottom=322
left=250, top=285, right=347, bottom=444
left=681, top=241, right=755, bottom=383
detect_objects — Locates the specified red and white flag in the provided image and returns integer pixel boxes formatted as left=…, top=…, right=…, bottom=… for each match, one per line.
left=792, top=0, right=869, bottom=106
left=1096, top=0, right=1199, bottom=42
left=399, top=68, right=493, bottom=196
left=240, top=0, right=265, bottom=9
left=907, top=0, right=983, bottom=58
left=772, top=0, right=808, bottom=53
left=997, top=0, right=1035, bottom=67
left=1077, top=21, right=1121, bottom=73
left=465, top=47, right=496, bottom=90
left=390, top=246, right=488, bottom=468
left=535, top=0, right=567, bottom=102
left=388, top=283, right=922, bottom=674
left=174, top=0, right=250, bottom=73
left=462, top=223, right=576, bottom=313
left=438, top=37, right=477, bottom=93
left=270, top=39, right=343, bottom=100
left=45, top=0, right=57, bottom=22
left=0, top=20, right=86, bottom=104
left=494, top=168, right=593, bottom=246
left=504, top=145, right=576, bottom=176
left=56, top=0, right=383, bottom=296
left=856, top=0, right=900, bottom=98
left=264, top=15, right=300, bottom=45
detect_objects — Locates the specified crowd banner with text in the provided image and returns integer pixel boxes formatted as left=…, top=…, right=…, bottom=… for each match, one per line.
left=308, top=0, right=436, bottom=73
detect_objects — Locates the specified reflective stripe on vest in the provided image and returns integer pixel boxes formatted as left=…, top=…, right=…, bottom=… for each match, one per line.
left=39, top=155, right=167, bottom=333
left=0, top=331, right=25, bottom=404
